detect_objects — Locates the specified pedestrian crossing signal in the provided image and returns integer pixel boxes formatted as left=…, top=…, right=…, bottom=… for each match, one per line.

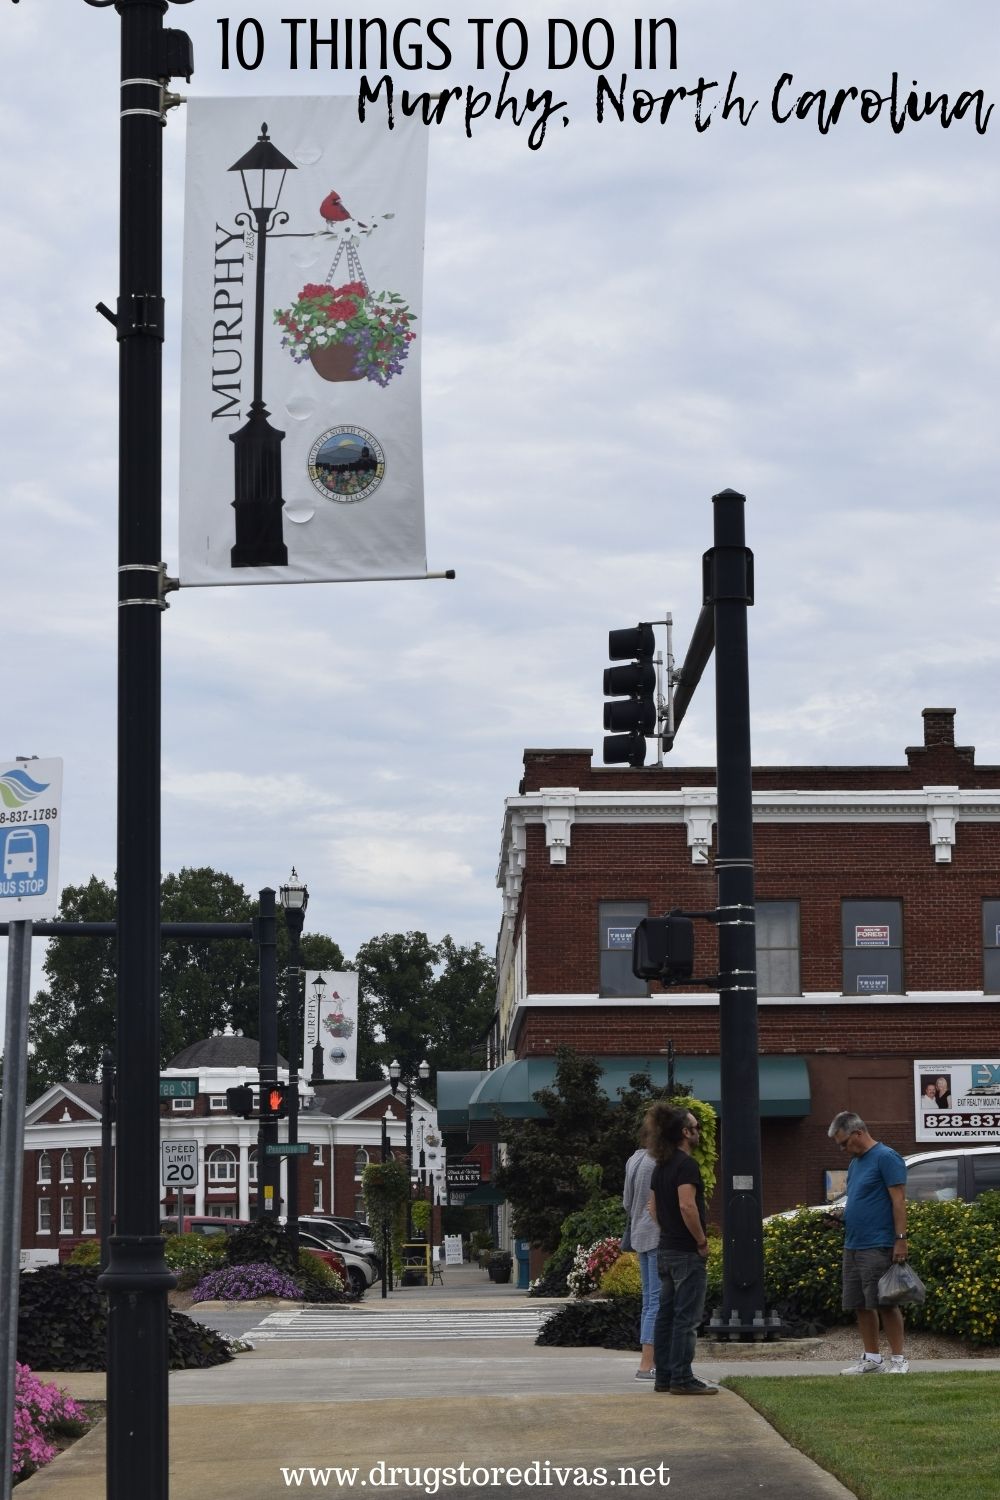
left=263, top=1083, right=288, bottom=1120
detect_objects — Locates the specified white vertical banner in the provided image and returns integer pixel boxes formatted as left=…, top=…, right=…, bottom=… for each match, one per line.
left=304, top=970, right=359, bottom=1080
left=179, top=97, right=428, bottom=586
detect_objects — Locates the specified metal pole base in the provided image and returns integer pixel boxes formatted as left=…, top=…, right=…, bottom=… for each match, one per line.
left=99, top=1237, right=177, bottom=1498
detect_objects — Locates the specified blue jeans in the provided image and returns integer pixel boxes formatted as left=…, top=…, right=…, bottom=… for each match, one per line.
left=653, top=1249, right=708, bottom=1387
left=638, top=1248, right=661, bottom=1346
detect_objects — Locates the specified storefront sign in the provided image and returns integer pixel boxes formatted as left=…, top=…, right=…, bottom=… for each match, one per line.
left=914, top=1060, right=1000, bottom=1142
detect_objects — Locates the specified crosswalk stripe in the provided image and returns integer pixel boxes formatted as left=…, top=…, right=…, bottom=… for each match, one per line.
left=246, top=1308, right=555, bottom=1341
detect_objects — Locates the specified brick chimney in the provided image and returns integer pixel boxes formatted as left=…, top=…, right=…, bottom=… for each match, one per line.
left=906, top=707, right=975, bottom=773
left=921, top=708, right=956, bottom=748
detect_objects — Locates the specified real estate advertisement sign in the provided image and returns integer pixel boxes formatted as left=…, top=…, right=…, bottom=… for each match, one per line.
left=914, top=1060, right=1000, bottom=1143
left=179, top=97, right=428, bottom=586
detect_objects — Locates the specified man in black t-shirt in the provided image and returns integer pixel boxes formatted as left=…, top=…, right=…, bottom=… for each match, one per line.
left=647, top=1105, right=716, bottom=1395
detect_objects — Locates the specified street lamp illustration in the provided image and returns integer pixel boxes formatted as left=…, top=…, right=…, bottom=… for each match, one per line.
left=228, top=123, right=296, bottom=568
left=308, top=971, right=327, bottom=1085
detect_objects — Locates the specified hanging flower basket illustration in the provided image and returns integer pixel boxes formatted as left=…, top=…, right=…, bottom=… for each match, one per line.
left=274, top=280, right=416, bottom=388
left=323, top=1009, right=355, bottom=1040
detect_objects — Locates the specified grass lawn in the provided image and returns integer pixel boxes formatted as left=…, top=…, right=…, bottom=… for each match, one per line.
left=723, top=1372, right=1000, bottom=1500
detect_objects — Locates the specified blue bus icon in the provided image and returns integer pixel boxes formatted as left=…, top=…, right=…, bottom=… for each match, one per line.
left=0, top=825, right=49, bottom=897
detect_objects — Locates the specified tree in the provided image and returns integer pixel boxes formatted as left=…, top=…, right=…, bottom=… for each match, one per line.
left=26, top=868, right=344, bottom=1097
left=495, top=1048, right=707, bottom=1251
left=353, top=931, right=495, bottom=1088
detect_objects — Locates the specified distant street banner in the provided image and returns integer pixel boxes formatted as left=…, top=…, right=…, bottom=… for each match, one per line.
left=304, top=970, right=359, bottom=1081
left=179, top=97, right=428, bottom=585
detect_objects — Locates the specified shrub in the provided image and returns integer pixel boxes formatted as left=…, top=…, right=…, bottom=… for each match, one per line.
left=167, top=1312, right=234, bottom=1369
left=536, top=1295, right=641, bottom=1349
left=297, top=1251, right=346, bottom=1302
left=17, top=1264, right=233, bottom=1371
left=17, top=1266, right=108, bottom=1372
left=761, top=1195, right=1000, bottom=1345
left=599, top=1252, right=641, bottom=1298
left=163, top=1233, right=227, bottom=1288
left=556, top=1196, right=626, bottom=1266
left=192, top=1263, right=302, bottom=1303
left=67, top=1241, right=101, bottom=1267
left=226, top=1220, right=299, bottom=1276
left=12, top=1364, right=91, bottom=1481
left=567, top=1237, right=624, bottom=1297
left=528, top=1244, right=573, bottom=1298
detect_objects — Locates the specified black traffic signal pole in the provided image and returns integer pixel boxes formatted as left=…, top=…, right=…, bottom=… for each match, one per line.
left=256, top=890, right=282, bottom=1220
left=706, top=488, right=767, bottom=1335
left=86, top=3, right=192, bottom=1497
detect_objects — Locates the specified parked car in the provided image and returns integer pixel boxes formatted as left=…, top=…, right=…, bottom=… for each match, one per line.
left=767, top=1146, right=1000, bottom=1220
left=296, top=1216, right=379, bottom=1263
left=160, top=1216, right=250, bottom=1238
left=297, top=1229, right=374, bottom=1295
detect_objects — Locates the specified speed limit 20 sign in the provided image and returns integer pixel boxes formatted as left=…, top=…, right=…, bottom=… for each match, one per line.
left=161, top=1141, right=199, bottom=1188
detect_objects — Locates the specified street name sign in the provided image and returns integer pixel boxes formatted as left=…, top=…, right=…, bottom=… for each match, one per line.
left=0, top=758, right=63, bottom=920
left=159, top=1077, right=199, bottom=1100
left=264, top=1142, right=310, bottom=1156
left=161, top=1141, right=199, bottom=1188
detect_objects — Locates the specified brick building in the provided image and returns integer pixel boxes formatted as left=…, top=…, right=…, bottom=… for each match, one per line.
left=20, top=1031, right=438, bottom=1264
left=441, top=707, right=1000, bottom=1220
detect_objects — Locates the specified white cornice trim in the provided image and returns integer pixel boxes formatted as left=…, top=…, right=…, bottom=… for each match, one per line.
left=498, top=785, right=1000, bottom=899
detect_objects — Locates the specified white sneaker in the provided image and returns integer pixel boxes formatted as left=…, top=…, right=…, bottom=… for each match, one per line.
left=882, top=1356, right=909, bottom=1374
left=840, top=1356, right=884, bottom=1375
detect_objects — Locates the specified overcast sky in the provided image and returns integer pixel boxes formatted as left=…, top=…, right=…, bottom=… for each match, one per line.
left=1, top=2, right=998, bottom=1036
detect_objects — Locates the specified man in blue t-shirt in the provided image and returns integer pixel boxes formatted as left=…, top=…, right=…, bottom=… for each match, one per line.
left=827, top=1110, right=909, bottom=1375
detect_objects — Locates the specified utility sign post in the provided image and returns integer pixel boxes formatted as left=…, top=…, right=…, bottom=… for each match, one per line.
left=0, top=759, right=63, bottom=920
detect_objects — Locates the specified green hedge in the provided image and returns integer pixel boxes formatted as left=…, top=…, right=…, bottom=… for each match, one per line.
left=764, top=1194, right=1000, bottom=1345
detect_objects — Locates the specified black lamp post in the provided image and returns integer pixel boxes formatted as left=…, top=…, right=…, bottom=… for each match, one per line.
left=228, top=123, right=296, bottom=568
left=279, top=868, right=308, bottom=1258
left=389, top=1057, right=430, bottom=1237
left=380, top=1105, right=395, bottom=1298
left=308, top=971, right=328, bottom=1085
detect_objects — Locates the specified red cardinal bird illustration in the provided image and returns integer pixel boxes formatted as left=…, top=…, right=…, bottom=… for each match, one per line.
left=320, top=190, right=352, bottom=223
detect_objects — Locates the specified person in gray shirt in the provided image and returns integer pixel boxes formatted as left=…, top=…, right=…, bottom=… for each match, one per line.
left=623, top=1113, right=660, bottom=1379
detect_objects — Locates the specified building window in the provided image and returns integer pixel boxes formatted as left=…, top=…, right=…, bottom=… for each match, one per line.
left=60, top=1151, right=74, bottom=1182
left=983, top=902, right=1000, bottom=993
left=38, top=1152, right=51, bottom=1184
left=38, top=1200, right=51, bottom=1234
left=60, top=1198, right=74, bottom=1233
left=207, top=1148, right=237, bottom=1184
left=354, top=1148, right=369, bottom=1174
left=355, top=1192, right=367, bottom=1219
left=207, top=1204, right=236, bottom=1218
left=756, top=901, right=800, bottom=996
left=313, top=1180, right=323, bottom=1212
left=83, top=1150, right=97, bottom=1182
left=598, top=900, right=649, bottom=997
left=842, top=900, right=903, bottom=995
left=209, top=1095, right=227, bottom=1111
left=313, top=1145, right=323, bottom=1166
left=248, top=1151, right=258, bottom=1186
left=172, top=1098, right=194, bottom=1112
left=83, top=1198, right=97, bottom=1233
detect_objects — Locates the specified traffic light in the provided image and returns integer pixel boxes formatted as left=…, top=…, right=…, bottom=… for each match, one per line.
left=603, top=623, right=656, bottom=767
left=225, top=1085, right=254, bottom=1117
left=633, top=912, right=695, bottom=983
left=261, top=1082, right=288, bottom=1120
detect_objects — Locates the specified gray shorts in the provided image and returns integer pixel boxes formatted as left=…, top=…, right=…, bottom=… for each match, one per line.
left=842, top=1246, right=894, bottom=1311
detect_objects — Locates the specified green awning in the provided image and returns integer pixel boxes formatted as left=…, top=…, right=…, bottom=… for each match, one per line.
left=437, top=1070, right=490, bottom=1128
left=458, top=1182, right=508, bottom=1206
left=451, top=1055, right=809, bottom=1140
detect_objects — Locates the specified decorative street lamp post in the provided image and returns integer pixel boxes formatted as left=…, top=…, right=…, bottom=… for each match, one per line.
left=279, top=868, right=308, bottom=1258
left=228, top=124, right=296, bottom=568
left=389, top=1058, right=430, bottom=1237
left=380, top=1104, right=395, bottom=1299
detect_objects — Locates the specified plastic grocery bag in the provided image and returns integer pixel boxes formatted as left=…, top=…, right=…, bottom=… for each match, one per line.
left=877, top=1260, right=926, bottom=1306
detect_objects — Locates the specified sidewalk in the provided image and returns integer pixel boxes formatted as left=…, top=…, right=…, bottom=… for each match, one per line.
left=19, top=1264, right=992, bottom=1500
